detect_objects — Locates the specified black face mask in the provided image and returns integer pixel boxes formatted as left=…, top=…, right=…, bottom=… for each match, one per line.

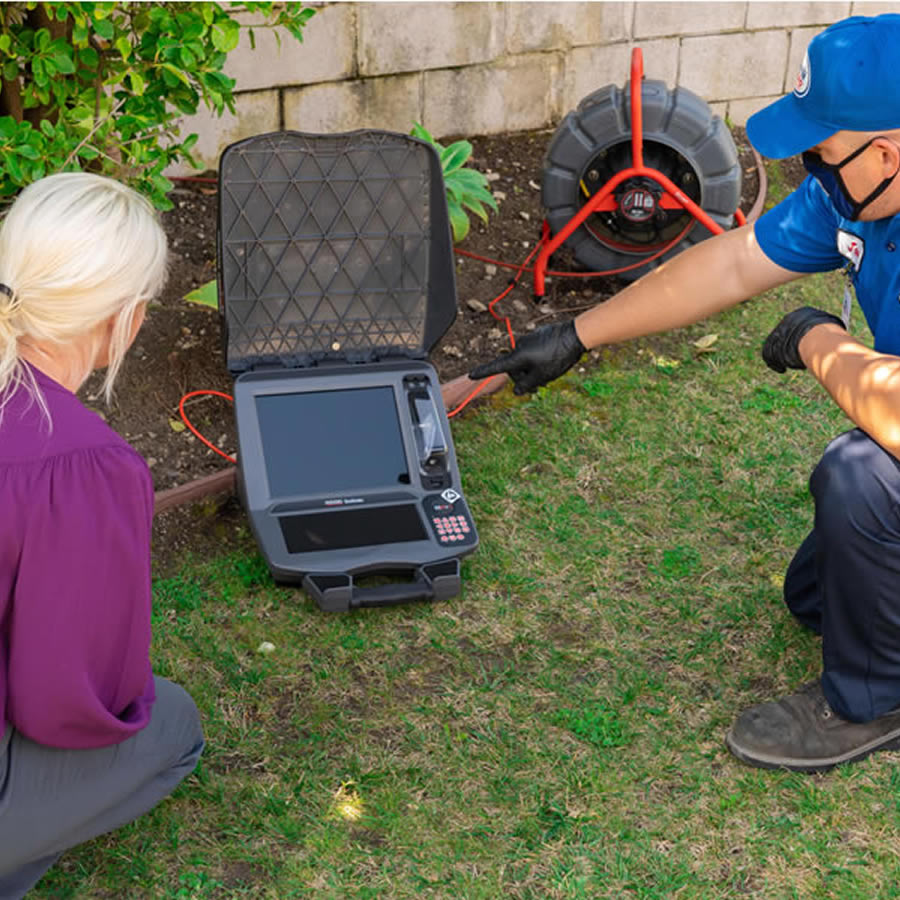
left=802, top=137, right=900, bottom=221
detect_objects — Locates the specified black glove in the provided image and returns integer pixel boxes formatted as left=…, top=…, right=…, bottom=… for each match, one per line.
left=762, top=306, right=845, bottom=373
left=469, top=320, right=587, bottom=395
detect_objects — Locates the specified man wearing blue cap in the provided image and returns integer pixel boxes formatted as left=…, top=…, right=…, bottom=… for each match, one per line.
left=471, top=14, right=900, bottom=772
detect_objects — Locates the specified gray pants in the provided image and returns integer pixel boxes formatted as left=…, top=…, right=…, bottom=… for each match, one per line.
left=0, top=677, right=204, bottom=899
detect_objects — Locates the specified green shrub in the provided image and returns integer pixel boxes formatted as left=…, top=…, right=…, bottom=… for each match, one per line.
left=0, top=2, right=315, bottom=208
left=411, top=121, right=498, bottom=242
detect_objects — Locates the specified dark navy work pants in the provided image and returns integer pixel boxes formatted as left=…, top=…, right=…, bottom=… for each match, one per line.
left=785, top=429, right=900, bottom=723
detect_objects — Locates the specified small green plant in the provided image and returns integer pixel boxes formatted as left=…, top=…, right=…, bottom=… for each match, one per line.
left=0, top=2, right=315, bottom=208
left=411, top=122, right=498, bottom=242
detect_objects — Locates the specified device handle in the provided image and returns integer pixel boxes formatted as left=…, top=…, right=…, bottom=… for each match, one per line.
left=302, top=559, right=461, bottom=612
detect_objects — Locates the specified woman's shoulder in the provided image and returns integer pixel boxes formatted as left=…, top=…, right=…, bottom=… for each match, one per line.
left=0, top=368, right=145, bottom=474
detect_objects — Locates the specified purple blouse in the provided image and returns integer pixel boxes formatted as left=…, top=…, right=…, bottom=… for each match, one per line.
left=0, top=365, right=155, bottom=749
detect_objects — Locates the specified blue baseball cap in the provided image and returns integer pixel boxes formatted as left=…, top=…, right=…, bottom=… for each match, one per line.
left=747, top=14, right=900, bottom=159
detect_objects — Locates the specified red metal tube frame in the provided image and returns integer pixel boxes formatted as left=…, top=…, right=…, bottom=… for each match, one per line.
left=533, top=48, right=746, bottom=297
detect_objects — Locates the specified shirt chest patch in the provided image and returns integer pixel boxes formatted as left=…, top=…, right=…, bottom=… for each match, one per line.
left=837, top=229, right=865, bottom=272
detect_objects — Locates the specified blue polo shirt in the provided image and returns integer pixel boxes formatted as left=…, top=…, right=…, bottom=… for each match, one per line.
left=754, top=175, right=900, bottom=354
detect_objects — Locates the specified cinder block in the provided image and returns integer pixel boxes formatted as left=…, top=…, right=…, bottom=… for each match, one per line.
left=505, top=2, right=632, bottom=54
left=283, top=74, right=422, bottom=135
left=785, top=26, right=827, bottom=93
left=634, top=1, right=745, bottom=38
left=851, top=1, right=900, bottom=15
left=423, top=55, right=559, bottom=138
left=358, top=2, right=503, bottom=76
left=165, top=90, right=280, bottom=175
left=224, top=5, right=355, bottom=92
left=562, top=39, right=679, bottom=115
left=727, top=95, right=781, bottom=127
left=745, top=2, right=849, bottom=29
left=680, top=30, right=789, bottom=101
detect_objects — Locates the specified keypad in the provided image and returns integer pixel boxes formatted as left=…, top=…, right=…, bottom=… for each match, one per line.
left=432, top=514, right=472, bottom=544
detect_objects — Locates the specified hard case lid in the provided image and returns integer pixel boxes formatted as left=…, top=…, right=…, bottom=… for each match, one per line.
left=217, top=130, right=458, bottom=374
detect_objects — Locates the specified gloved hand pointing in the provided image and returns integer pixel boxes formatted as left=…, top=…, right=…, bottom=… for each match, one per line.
left=469, top=320, right=587, bottom=395
left=762, top=306, right=845, bottom=373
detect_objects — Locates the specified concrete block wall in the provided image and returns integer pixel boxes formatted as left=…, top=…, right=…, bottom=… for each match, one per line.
left=171, top=1, right=896, bottom=173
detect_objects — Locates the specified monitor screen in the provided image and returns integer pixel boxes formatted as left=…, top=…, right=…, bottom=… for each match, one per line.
left=255, top=386, right=409, bottom=497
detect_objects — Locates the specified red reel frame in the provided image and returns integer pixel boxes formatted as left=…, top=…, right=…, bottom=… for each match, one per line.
left=533, top=48, right=746, bottom=298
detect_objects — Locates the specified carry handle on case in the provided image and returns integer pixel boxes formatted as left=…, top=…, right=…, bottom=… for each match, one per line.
left=302, top=559, right=461, bottom=612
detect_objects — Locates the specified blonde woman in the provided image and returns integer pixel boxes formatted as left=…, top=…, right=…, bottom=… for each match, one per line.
left=0, top=173, right=203, bottom=897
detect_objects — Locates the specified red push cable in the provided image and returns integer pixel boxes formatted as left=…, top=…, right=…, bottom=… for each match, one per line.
left=178, top=390, right=236, bottom=463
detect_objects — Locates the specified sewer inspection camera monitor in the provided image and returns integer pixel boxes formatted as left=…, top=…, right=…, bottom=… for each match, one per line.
left=217, top=130, right=478, bottom=611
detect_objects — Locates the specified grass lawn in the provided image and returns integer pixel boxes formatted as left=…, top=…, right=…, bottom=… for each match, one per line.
left=34, top=269, right=900, bottom=900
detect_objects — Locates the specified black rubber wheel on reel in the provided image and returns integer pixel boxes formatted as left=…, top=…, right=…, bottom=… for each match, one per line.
left=542, top=79, right=742, bottom=282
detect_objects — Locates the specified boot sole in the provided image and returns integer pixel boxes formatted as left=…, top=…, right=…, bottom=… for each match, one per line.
left=725, top=726, right=900, bottom=774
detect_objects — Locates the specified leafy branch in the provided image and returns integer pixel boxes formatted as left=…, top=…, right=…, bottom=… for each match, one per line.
left=0, top=2, right=315, bottom=208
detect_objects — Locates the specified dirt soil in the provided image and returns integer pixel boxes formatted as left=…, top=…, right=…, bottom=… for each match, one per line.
left=87, top=127, right=770, bottom=576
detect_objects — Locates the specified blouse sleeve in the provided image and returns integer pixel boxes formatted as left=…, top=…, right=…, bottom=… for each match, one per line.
left=6, top=445, right=156, bottom=749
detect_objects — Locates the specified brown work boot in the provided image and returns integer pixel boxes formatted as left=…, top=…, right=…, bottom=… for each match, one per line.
left=726, top=680, right=900, bottom=773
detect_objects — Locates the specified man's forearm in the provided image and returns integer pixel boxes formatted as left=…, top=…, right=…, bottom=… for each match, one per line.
left=799, top=324, right=900, bottom=459
left=573, top=225, right=799, bottom=350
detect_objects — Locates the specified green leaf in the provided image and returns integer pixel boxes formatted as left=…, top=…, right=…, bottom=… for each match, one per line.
left=184, top=279, right=219, bottom=309
left=449, top=166, right=492, bottom=189
left=16, top=144, right=41, bottom=160
left=160, top=63, right=191, bottom=88
left=410, top=122, right=436, bottom=145
left=449, top=178, right=498, bottom=211
left=78, top=46, right=99, bottom=68
left=440, top=140, right=472, bottom=176
left=6, top=154, right=23, bottom=184
left=0, top=34, right=11, bottom=55
left=115, top=36, right=132, bottom=61
left=93, top=18, right=114, bottom=41
left=211, top=19, right=240, bottom=53
left=446, top=195, right=469, bottom=242
left=128, top=70, right=145, bottom=96
left=461, top=196, right=488, bottom=223
left=152, top=173, right=173, bottom=196
left=52, top=51, right=76, bottom=74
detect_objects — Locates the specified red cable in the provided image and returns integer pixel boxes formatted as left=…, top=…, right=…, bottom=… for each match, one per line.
left=178, top=390, right=236, bottom=463
left=454, top=219, right=692, bottom=279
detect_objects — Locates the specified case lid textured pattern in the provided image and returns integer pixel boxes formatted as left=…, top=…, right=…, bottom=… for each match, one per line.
left=218, top=131, right=455, bottom=373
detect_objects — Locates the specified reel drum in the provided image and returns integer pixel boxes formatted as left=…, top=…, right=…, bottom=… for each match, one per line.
left=542, top=77, right=742, bottom=281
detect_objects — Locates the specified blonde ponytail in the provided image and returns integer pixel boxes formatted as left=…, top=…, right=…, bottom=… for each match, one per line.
left=0, top=172, right=168, bottom=415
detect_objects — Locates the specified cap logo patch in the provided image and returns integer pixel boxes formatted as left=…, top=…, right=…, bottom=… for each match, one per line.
left=794, top=50, right=811, bottom=98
